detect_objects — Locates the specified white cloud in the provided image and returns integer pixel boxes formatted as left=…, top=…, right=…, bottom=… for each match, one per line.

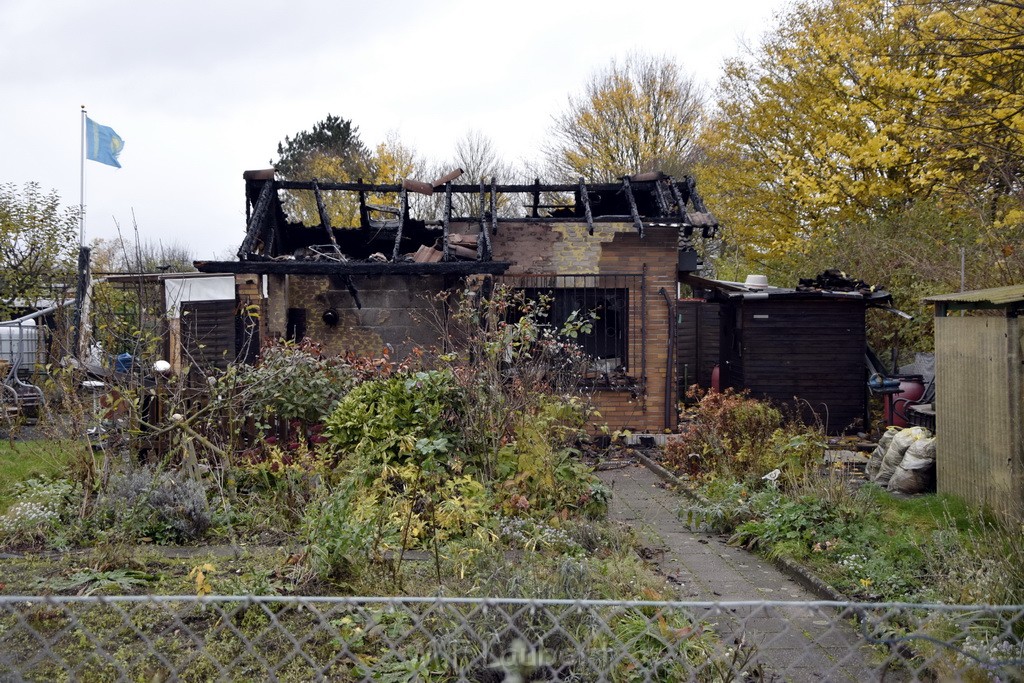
left=0, top=0, right=786, bottom=258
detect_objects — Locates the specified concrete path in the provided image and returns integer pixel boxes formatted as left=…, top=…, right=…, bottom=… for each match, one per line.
left=598, top=460, right=880, bottom=682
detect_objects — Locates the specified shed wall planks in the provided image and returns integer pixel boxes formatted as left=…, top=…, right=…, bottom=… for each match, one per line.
left=719, top=297, right=867, bottom=434
left=935, top=316, right=1024, bottom=520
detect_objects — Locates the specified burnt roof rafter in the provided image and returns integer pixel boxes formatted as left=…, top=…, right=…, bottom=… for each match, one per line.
left=258, top=174, right=717, bottom=232
left=210, top=169, right=719, bottom=275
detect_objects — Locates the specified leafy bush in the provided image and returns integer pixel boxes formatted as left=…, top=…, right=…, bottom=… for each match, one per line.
left=729, top=493, right=857, bottom=560
left=681, top=480, right=783, bottom=534
left=433, top=285, right=594, bottom=480
left=325, top=369, right=463, bottom=477
left=495, top=396, right=608, bottom=519
left=92, top=467, right=211, bottom=544
left=666, top=387, right=823, bottom=484
left=221, top=441, right=336, bottom=537
left=308, top=369, right=487, bottom=584
left=298, top=290, right=610, bottom=587
left=233, top=339, right=359, bottom=432
left=300, top=483, right=375, bottom=583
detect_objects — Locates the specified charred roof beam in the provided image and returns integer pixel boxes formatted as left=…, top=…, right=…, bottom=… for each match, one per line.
left=442, top=182, right=452, bottom=261
left=578, top=177, right=594, bottom=235
left=489, top=177, right=498, bottom=240
left=391, top=187, right=408, bottom=263
left=238, top=180, right=274, bottom=259
left=312, top=179, right=343, bottom=257
left=621, top=176, right=644, bottom=238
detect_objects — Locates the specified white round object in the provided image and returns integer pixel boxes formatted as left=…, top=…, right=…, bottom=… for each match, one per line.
left=153, top=360, right=171, bottom=374
left=745, top=274, right=769, bottom=290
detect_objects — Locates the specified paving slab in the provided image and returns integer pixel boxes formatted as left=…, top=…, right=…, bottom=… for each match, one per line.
left=598, top=460, right=881, bottom=681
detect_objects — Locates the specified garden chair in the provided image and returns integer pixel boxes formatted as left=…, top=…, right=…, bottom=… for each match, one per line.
left=894, top=378, right=936, bottom=432
left=3, top=354, right=44, bottom=417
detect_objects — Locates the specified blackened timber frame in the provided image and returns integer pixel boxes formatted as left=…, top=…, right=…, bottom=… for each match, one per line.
left=238, top=181, right=274, bottom=259
left=195, top=260, right=512, bottom=276
left=442, top=182, right=452, bottom=261
left=391, top=187, right=408, bottom=262
left=621, top=177, right=644, bottom=237
left=578, top=177, right=594, bottom=235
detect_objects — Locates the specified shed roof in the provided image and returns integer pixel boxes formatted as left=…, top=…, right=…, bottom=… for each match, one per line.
left=683, top=274, right=892, bottom=303
left=923, top=284, right=1024, bottom=306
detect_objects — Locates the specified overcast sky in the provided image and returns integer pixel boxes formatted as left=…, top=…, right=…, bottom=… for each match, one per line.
left=0, top=0, right=790, bottom=260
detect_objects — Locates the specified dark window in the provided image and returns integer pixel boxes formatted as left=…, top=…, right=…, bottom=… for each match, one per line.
left=520, top=287, right=628, bottom=366
left=286, top=308, right=307, bottom=342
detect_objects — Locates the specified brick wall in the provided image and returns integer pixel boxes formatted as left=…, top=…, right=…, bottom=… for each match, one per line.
left=598, top=227, right=678, bottom=433
left=279, top=274, right=447, bottom=359
left=264, top=220, right=679, bottom=433
left=492, top=221, right=679, bottom=433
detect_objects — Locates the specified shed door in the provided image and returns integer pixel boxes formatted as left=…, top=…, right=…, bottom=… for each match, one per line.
left=180, top=300, right=236, bottom=372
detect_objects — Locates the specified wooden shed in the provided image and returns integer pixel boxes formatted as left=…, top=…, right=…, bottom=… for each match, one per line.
left=676, top=298, right=719, bottom=396
left=684, top=275, right=891, bottom=435
left=924, top=285, right=1024, bottom=521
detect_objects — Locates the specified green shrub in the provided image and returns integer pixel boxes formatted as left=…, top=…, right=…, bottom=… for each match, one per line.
left=666, top=388, right=791, bottom=480
left=0, top=477, right=79, bottom=549
left=729, top=494, right=856, bottom=560
left=494, top=395, right=607, bottom=519
left=300, top=483, right=375, bottom=583
left=234, top=339, right=359, bottom=431
left=92, top=467, right=211, bottom=544
left=325, top=369, right=463, bottom=479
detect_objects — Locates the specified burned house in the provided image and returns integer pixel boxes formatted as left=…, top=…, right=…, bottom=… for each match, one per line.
left=196, top=169, right=718, bottom=434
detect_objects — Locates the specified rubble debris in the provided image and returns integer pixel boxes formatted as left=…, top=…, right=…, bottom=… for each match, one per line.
left=413, top=246, right=443, bottom=263
left=798, top=269, right=878, bottom=295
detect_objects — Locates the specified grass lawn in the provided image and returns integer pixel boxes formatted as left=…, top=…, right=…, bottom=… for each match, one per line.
left=0, top=438, right=85, bottom=512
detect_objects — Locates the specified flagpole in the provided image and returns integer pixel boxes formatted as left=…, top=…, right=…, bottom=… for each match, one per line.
left=79, top=105, right=86, bottom=246
left=75, top=105, right=90, bottom=360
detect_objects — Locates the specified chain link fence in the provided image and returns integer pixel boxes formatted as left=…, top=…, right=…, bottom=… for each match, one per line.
left=0, top=595, right=1021, bottom=681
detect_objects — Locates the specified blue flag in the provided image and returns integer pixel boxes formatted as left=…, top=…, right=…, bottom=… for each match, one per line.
left=86, top=117, right=124, bottom=168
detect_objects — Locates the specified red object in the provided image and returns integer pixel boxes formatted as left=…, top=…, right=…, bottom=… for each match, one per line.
left=883, top=375, right=926, bottom=427
left=711, top=364, right=721, bottom=392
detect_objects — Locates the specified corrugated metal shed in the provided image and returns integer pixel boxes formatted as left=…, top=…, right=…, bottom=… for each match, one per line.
left=924, top=284, right=1024, bottom=312
left=928, top=284, right=1024, bottom=520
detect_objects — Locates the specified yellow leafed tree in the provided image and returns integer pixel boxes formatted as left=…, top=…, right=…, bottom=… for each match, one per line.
left=546, top=53, right=705, bottom=182
left=700, top=0, right=1023, bottom=283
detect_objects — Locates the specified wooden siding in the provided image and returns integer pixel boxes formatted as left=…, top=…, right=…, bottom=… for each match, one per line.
left=180, top=300, right=237, bottom=372
left=719, top=298, right=867, bottom=434
left=676, top=300, right=719, bottom=395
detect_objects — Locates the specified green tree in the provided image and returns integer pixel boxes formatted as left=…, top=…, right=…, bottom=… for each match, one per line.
left=272, top=114, right=373, bottom=227
left=274, top=114, right=370, bottom=181
left=0, top=182, right=78, bottom=318
left=546, top=53, right=705, bottom=182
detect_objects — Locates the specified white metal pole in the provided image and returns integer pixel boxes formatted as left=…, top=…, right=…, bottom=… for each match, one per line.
left=80, top=105, right=86, bottom=246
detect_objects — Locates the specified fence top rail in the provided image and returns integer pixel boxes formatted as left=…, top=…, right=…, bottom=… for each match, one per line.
left=0, top=303, right=68, bottom=325
left=1, top=594, right=1021, bottom=613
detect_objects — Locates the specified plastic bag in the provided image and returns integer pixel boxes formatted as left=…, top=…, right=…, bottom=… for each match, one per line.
left=875, top=426, right=931, bottom=487
left=867, top=426, right=902, bottom=480
left=888, top=437, right=937, bottom=494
